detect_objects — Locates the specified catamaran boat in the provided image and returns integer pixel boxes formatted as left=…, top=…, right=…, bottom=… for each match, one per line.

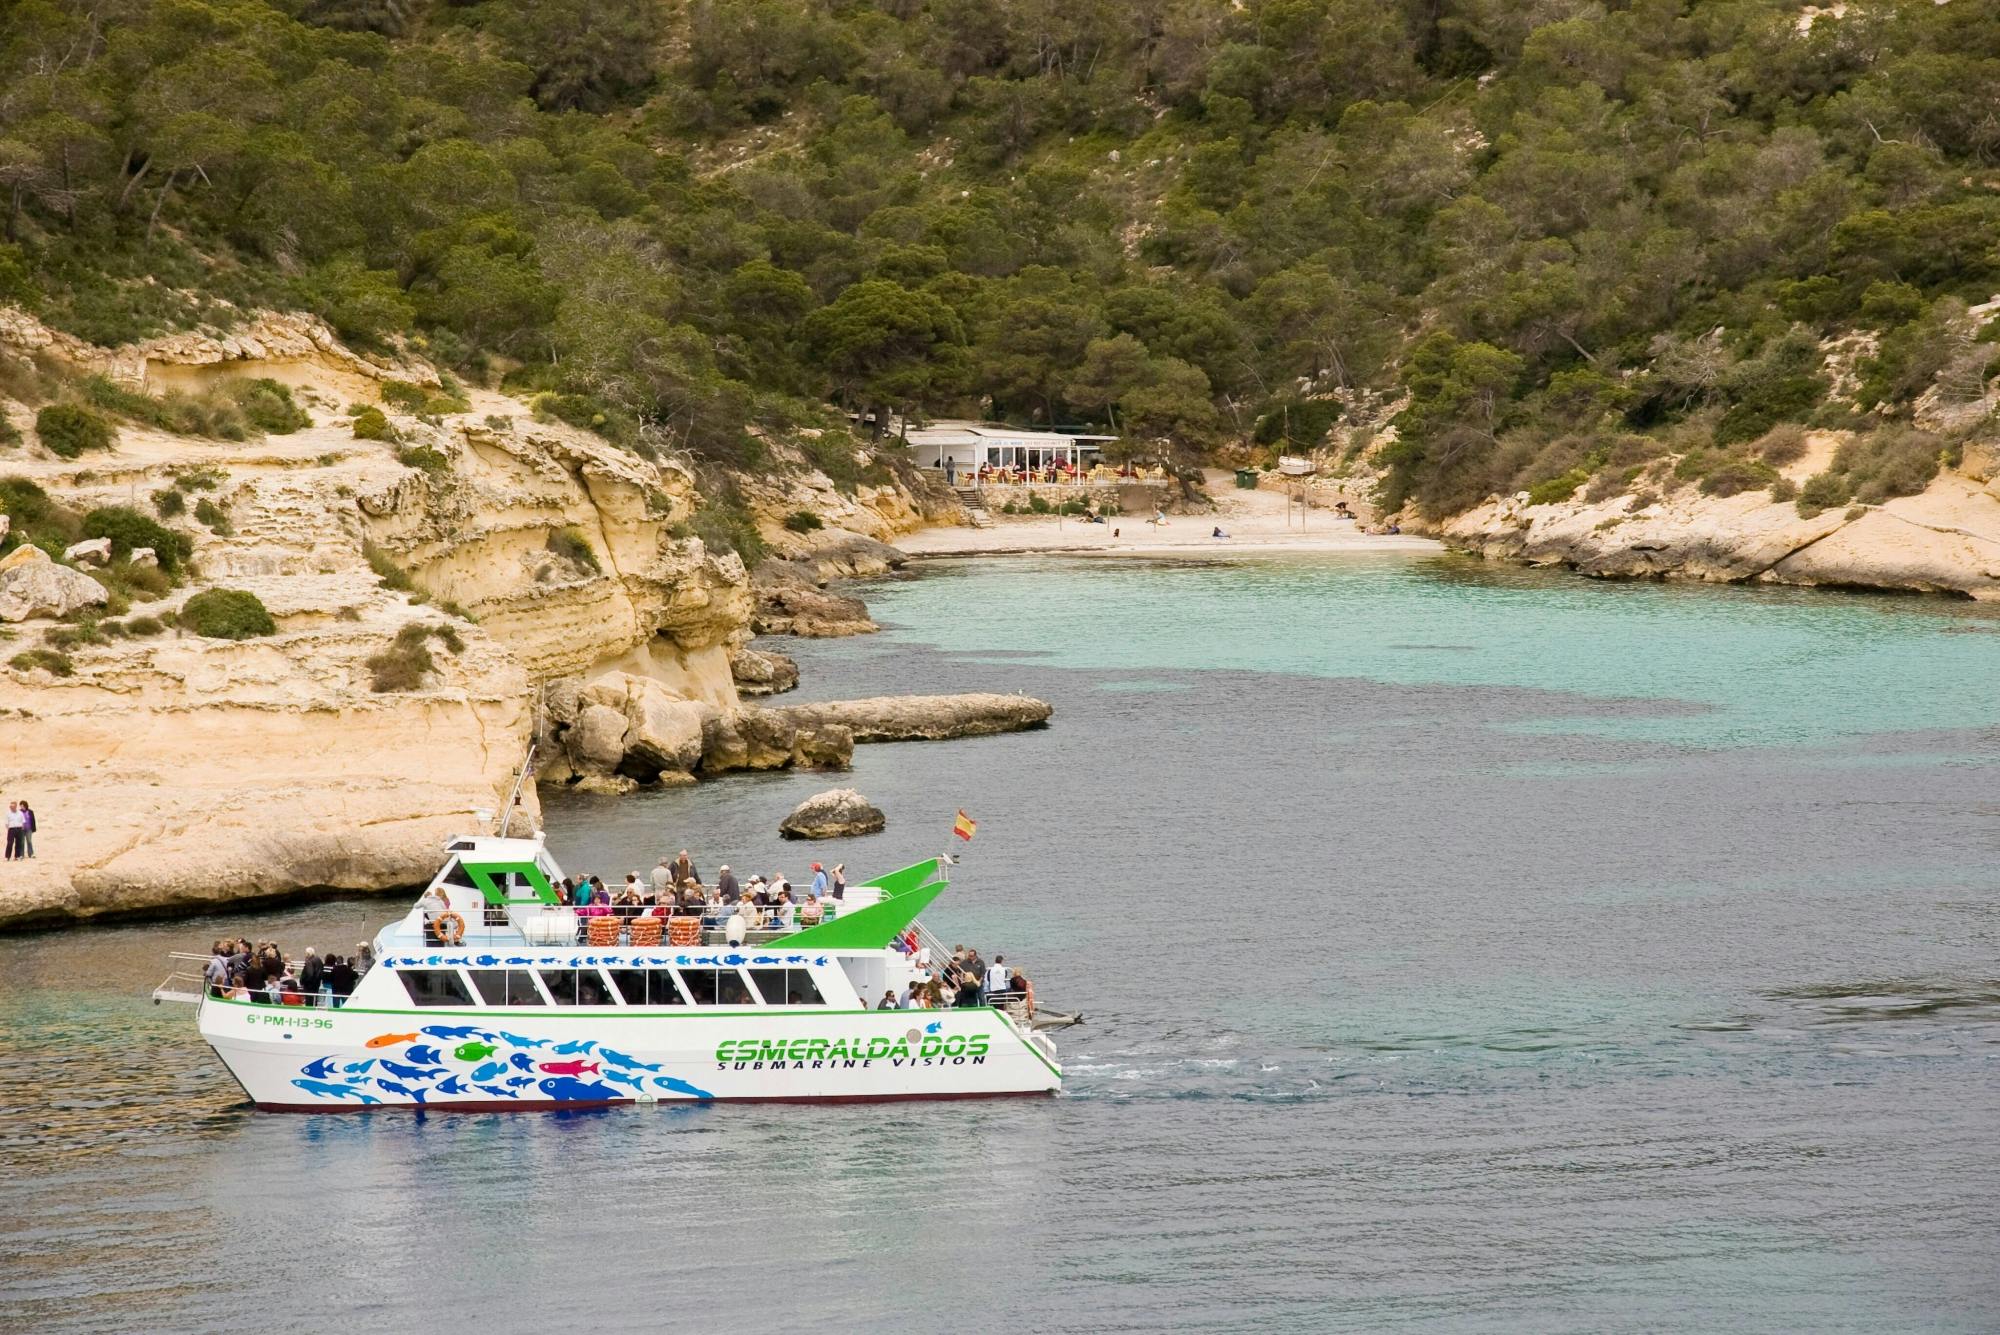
left=158, top=833, right=1064, bottom=1110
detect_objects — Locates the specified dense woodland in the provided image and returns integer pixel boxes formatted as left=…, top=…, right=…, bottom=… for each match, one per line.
left=2, top=0, right=1998, bottom=524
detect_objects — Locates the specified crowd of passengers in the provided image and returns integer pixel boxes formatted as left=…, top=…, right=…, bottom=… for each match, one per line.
left=203, top=936, right=374, bottom=1006
left=424, top=850, right=852, bottom=944
left=874, top=941, right=1037, bottom=1020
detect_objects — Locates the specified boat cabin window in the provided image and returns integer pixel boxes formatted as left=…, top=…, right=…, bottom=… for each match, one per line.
left=748, top=968, right=824, bottom=1007
left=468, top=969, right=544, bottom=1007
left=606, top=968, right=687, bottom=1007
left=440, top=860, right=480, bottom=889
left=677, top=967, right=756, bottom=1007
left=538, top=968, right=616, bottom=1006
left=399, top=969, right=475, bottom=1008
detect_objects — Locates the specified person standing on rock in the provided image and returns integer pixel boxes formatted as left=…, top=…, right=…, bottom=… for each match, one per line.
left=17, top=801, right=33, bottom=858
left=3, top=802, right=20, bottom=860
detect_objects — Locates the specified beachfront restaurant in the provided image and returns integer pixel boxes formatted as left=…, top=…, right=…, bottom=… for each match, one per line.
left=902, top=422, right=1118, bottom=482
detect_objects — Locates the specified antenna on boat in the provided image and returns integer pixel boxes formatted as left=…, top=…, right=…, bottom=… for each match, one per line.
left=499, top=742, right=536, bottom=837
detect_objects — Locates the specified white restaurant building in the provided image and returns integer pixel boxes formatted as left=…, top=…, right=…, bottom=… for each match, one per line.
left=901, top=421, right=1117, bottom=478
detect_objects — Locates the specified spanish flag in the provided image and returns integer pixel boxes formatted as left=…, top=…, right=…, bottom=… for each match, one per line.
left=953, top=810, right=977, bottom=841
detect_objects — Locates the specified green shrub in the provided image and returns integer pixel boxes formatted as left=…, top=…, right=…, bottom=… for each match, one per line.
left=9, top=648, right=73, bottom=676
left=365, top=622, right=464, bottom=691
left=153, top=488, right=186, bottom=517
left=351, top=406, right=397, bottom=442
left=1753, top=423, right=1810, bottom=467
left=36, top=404, right=115, bottom=458
left=124, top=614, right=165, bottom=636
left=0, top=410, right=19, bottom=448
left=1251, top=398, right=1344, bottom=447
left=0, top=476, right=80, bottom=557
left=800, top=431, right=888, bottom=493
left=1527, top=468, right=1591, bottom=506
left=81, top=506, right=190, bottom=573
left=228, top=378, right=311, bottom=434
left=546, top=526, right=601, bottom=572
left=45, top=618, right=108, bottom=649
left=94, top=559, right=172, bottom=605
left=178, top=588, right=276, bottom=639
left=363, top=539, right=415, bottom=592
left=1768, top=476, right=1799, bottom=503
left=1698, top=457, right=1777, bottom=498
left=193, top=497, right=232, bottom=535
left=171, top=466, right=224, bottom=491
left=396, top=443, right=451, bottom=474
left=380, top=382, right=430, bottom=412
left=782, top=510, right=823, bottom=533
left=1795, top=471, right=1853, bottom=517
left=1026, top=493, right=1052, bottom=514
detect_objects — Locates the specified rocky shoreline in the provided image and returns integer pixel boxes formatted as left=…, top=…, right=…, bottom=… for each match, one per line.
left=0, top=310, right=1026, bottom=931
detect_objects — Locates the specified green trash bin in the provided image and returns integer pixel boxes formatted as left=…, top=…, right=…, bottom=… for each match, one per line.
left=1234, top=469, right=1259, bottom=490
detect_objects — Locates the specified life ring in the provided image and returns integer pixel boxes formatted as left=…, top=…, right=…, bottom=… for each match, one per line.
left=433, top=911, right=466, bottom=945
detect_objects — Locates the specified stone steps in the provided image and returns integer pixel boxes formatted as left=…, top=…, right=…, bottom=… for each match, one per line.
left=952, top=484, right=993, bottom=528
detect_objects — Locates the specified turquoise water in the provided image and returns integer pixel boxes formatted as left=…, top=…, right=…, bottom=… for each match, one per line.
left=3, top=552, right=1997, bottom=1332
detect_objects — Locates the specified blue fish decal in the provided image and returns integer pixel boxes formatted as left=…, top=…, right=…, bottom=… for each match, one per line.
left=648, top=1075, right=715, bottom=1100
left=470, top=1060, right=507, bottom=1083
left=551, top=1039, right=597, bottom=1055
left=376, top=1079, right=419, bottom=1100
left=403, top=1045, right=445, bottom=1067
left=473, top=955, right=501, bottom=967
left=537, top=1076, right=622, bottom=1102
left=292, top=1077, right=361, bottom=1099
left=814, top=957, right=828, bottom=967
left=496, top=1031, right=550, bottom=1049
left=505, top=1074, right=537, bottom=1088
left=785, top=955, right=804, bottom=964
left=434, top=1074, right=471, bottom=1095
left=508, top=1052, right=539, bottom=1072
left=419, top=1025, right=487, bottom=1040
left=598, top=1047, right=663, bottom=1073
left=924, top=1021, right=942, bottom=1035
left=751, top=955, right=779, bottom=965
left=300, top=1056, right=340, bottom=1080
left=504, top=957, right=534, bottom=966
left=600, top=1068, right=646, bottom=1089
left=476, top=1084, right=514, bottom=1099
left=722, top=954, right=746, bottom=967
left=342, top=1059, right=377, bottom=1075
left=379, top=1059, right=436, bottom=1081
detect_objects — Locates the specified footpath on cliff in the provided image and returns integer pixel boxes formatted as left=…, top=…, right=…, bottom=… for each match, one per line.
left=0, top=310, right=1045, bottom=929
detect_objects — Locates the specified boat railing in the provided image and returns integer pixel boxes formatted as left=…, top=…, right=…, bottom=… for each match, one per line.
left=152, top=951, right=212, bottom=1005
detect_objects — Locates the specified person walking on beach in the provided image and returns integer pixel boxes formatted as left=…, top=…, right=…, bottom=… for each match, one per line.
left=3, top=802, right=21, bottom=860
left=17, top=801, right=33, bottom=858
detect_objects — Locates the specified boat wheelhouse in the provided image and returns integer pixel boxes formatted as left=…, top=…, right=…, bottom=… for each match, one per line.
left=174, top=833, right=1062, bottom=1110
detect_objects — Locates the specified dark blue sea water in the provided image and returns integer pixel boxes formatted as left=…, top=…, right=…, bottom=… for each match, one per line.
left=3, top=553, right=1997, bottom=1332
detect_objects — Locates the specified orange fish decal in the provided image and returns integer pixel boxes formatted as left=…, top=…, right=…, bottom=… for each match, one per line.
left=366, top=1032, right=420, bottom=1048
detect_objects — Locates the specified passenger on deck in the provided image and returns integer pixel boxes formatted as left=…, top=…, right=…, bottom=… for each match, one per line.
left=204, top=945, right=229, bottom=996
left=355, top=943, right=375, bottom=975
left=810, top=862, right=828, bottom=898
left=673, top=880, right=702, bottom=916
left=772, top=890, right=795, bottom=929
left=716, top=864, right=739, bottom=902
left=622, top=872, right=643, bottom=902
left=984, top=954, right=1010, bottom=1000
left=800, top=893, right=824, bottom=926
left=299, top=948, right=325, bottom=1003
left=746, top=875, right=769, bottom=906
left=651, top=858, right=673, bottom=898
left=1015, top=969, right=1035, bottom=1020
left=670, top=849, right=698, bottom=887
left=897, top=981, right=918, bottom=1008
left=327, top=954, right=358, bottom=1006
left=877, top=990, right=898, bottom=1010
left=829, top=864, right=846, bottom=900
left=418, top=884, right=448, bottom=942
left=768, top=872, right=790, bottom=901
left=724, top=903, right=749, bottom=947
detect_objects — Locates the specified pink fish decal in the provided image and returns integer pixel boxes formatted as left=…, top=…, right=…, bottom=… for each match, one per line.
left=539, top=1059, right=601, bottom=1077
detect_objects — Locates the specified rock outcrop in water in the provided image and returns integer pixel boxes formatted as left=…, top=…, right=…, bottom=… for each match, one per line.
left=779, top=788, right=886, bottom=840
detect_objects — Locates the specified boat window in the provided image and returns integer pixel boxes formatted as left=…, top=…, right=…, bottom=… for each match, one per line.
left=748, top=968, right=824, bottom=1007
left=441, top=861, right=479, bottom=889
left=468, top=969, right=544, bottom=1007
left=577, top=969, right=615, bottom=1007
left=677, top=967, right=756, bottom=1006
left=399, top=969, right=474, bottom=1008
left=537, top=969, right=581, bottom=1005
left=607, top=968, right=687, bottom=1006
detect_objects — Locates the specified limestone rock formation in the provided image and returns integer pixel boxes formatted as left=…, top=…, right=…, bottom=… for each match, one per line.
left=62, top=537, right=110, bottom=566
left=730, top=645, right=800, bottom=695
left=751, top=558, right=878, bottom=637
left=769, top=693, right=1053, bottom=742
left=0, top=548, right=108, bottom=621
left=779, top=788, right=885, bottom=840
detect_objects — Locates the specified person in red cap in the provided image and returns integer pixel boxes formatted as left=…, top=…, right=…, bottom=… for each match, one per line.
left=810, top=863, right=828, bottom=898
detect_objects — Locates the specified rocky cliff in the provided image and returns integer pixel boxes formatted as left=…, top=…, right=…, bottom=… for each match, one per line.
left=0, top=309, right=955, bottom=927
left=1434, top=431, right=2000, bottom=600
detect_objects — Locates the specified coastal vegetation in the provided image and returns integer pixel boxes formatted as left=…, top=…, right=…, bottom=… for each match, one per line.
left=177, top=588, right=275, bottom=639
left=0, top=0, right=1995, bottom=527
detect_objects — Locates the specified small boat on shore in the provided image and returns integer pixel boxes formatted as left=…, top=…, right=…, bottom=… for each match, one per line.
left=160, top=833, right=1063, bottom=1111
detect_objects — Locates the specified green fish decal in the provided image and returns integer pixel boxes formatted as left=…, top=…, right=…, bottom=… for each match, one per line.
left=454, top=1041, right=498, bottom=1063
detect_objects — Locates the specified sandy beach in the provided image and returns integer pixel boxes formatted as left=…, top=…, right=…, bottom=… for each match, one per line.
left=899, top=470, right=1444, bottom=559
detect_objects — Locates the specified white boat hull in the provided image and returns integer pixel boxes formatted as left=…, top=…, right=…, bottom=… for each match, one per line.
left=199, top=996, right=1062, bottom=1110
